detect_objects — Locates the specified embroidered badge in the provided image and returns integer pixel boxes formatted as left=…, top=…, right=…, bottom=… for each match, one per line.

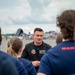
left=31, top=49, right=36, bottom=54
left=39, top=50, right=46, bottom=54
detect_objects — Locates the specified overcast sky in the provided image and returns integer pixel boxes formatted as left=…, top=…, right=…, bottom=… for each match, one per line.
left=0, top=0, right=75, bottom=34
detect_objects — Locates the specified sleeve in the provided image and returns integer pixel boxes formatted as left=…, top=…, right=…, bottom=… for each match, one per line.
left=15, top=59, right=28, bottom=75
left=21, top=44, right=28, bottom=59
left=0, top=57, right=18, bottom=75
left=27, top=62, right=36, bottom=75
left=38, top=54, right=52, bottom=75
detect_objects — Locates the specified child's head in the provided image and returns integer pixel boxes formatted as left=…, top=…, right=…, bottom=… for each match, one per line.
left=7, top=37, right=23, bottom=58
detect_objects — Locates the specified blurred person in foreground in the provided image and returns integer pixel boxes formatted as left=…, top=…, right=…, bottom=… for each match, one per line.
left=37, top=10, right=75, bottom=75
left=0, top=28, right=28, bottom=75
left=0, top=28, right=18, bottom=75
left=7, top=37, right=36, bottom=75
left=21, top=27, right=52, bottom=71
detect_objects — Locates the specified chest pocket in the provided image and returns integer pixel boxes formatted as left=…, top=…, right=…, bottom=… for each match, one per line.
left=39, top=50, right=46, bottom=54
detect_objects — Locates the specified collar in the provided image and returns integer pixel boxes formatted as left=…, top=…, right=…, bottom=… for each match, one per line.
left=33, top=41, right=44, bottom=47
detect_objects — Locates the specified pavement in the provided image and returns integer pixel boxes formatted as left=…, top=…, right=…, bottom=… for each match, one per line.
left=1, top=38, right=56, bottom=52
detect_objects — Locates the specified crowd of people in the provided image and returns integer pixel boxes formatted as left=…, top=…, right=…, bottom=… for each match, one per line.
left=0, top=9, right=75, bottom=75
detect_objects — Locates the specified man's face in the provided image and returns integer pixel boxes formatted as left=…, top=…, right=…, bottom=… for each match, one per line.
left=33, top=31, right=44, bottom=44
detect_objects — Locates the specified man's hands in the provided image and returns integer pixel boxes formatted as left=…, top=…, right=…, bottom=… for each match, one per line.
left=32, top=61, right=40, bottom=67
left=37, top=73, right=46, bottom=75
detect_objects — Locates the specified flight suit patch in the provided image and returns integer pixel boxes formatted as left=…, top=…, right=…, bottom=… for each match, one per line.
left=39, top=50, right=46, bottom=54
left=31, top=49, right=36, bottom=54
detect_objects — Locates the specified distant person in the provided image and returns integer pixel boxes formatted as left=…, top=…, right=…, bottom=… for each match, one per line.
left=0, top=28, right=18, bottom=75
left=21, top=27, right=52, bottom=71
left=5, top=35, right=8, bottom=40
left=37, top=10, right=75, bottom=75
left=0, top=28, right=28, bottom=75
left=7, top=37, right=36, bottom=75
left=56, top=34, right=62, bottom=45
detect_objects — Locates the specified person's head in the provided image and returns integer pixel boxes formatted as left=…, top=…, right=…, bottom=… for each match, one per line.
left=0, top=28, right=2, bottom=45
left=57, top=10, right=75, bottom=41
left=56, top=34, right=62, bottom=45
left=7, top=37, right=23, bottom=58
left=33, top=28, right=44, bottom=46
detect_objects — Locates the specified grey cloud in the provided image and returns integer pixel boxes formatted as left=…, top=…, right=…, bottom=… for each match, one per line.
left=0, top=0, right=20, bottom=8
left=28, top=0, right=51, bottom=9
left=6, top=17, right=55, bottom=25
left=1, top=0, right=75, bottom=26
left=27, top=0, right=52, bottom=21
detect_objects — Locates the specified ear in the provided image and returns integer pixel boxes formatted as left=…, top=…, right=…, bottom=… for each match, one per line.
left=30, top=34, right=34, bottom=39
left=32, top=34, right=34, bottom=36
left=18, top=48, right=23, bottom=54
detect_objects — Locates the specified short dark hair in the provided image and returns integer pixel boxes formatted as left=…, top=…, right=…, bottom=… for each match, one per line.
left=57, top=10, right=75, bottom=40
left=34, top=28, right=44, bottom=33
left=0, top=28, right=2, bottom=45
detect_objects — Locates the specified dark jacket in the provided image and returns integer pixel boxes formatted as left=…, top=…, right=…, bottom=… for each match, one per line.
left=0, top=51, right=18, bottom=75
left=0, top=51, right=28, bottom=75
left=19, top=58, right=36, bottom=75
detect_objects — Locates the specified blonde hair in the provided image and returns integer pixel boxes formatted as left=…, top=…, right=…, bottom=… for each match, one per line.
left=7, top=37, right=23, bottom=58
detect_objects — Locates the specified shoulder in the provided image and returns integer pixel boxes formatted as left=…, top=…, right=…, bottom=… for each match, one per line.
left=0, top=51, right=28, bottom=75
left=26, top=42, right=33, bottom=46
left=0, top=51, right=13, bottom=59
left=43, top=42, right=52, bottom=48
left=0, top=55, right=16, bottom=67
left=0, top=51, right=22, bottom=66
left=18, top=58, right=33, bottom=69
left=25, top=42, right=33, bottom=47
left=19, top=58, right=31, bottom=65
left=0, top=53, right=9, bottom=63
left=0, top=52, right=18, bottom=75
left=46, top=44, right=62, bottom=56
